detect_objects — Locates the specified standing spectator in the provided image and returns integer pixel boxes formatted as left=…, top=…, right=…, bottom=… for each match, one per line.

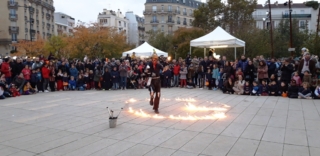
left=280, top=59, right=294, bottom=85
left=49, top=66, right=56, bottom=92
left=298, top=52, right=316, bottom=79
left=173, top=62, right=180, bottom=87
left=223, top=61, right=234, bottom=80
left=102, top=68, right=112, bottom=90
left=218, top=56, right=227, bottom=68
left=257, top=60, right=268, bottom=83
left=237, top=55, right=248, bottom=75
left=21, top=65, right=31, bottom=82
left=163, top=66, right=172, bottom=88
left=32, top=57, right=43, bottom=70
left=179, top=64, right=187, bottom=88
left=41, top=63, right=50, bottom=92
left=245, top=60, right=255, bottom=84
left=111, top=66, right=119, bottom=90
left=1, top=58, right=12, bottom=84
left=12, top=58, right=24, bottom=78
left=119, top=61, right=128, bottom=90
left=268, top=58, right=277, bottom=78
left=69, top=64, right=79, bottom=80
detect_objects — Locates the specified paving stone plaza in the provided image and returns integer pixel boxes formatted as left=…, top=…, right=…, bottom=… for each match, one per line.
left=0, top=88, right=320, bottom=156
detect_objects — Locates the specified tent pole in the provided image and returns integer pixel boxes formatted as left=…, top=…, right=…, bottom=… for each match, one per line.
left=234, top=47, right=236, bottom=60
left=204, top=48, right=206, bottom=58
left=190, top=46, right=191, bottom=55
left=244, top=46, right=245, bottom=55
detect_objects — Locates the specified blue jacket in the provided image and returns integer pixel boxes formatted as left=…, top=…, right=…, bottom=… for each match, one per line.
left=69, top=68, right=79, bottom=79
left=69, top=80, right=76, bottom=87
left=252, top=85, right=262, bottom=95
left=110, top=70, right=120, bottom=83
left=212, top=68, right=219, bottom=79
left=237, top=60, right=248, bottom=72
left=36, top=72, right=42, bottom=82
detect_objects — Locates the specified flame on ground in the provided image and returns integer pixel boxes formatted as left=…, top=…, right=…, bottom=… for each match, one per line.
left=175, top=97, right=196, bottom=102
left=128, top=107, right=226, bottom=120
left=185, top=103, right=228, bottom=111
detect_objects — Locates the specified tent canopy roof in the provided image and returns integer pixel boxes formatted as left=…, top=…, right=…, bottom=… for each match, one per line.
left=190, top=26, right=245, bottom=48
left=122, top=42, right=168, bottom=57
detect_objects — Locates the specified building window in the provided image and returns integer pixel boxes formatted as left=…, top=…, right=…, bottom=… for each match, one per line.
left=11, top=33, right=17, bottom=41
left=161, top=16, right=164, bottom=23
left=161, top=25, right=164, bottom=32
left=301, top=10, right=305, bottom=13
left=168, top=15, right=172, bottom=21
left=124, top=22, right=126, bottom=27
left=152, top=15, right=157, bottom=21
left=300, top=20, right=305, bottom=29
left=152, top=6, right=157, bottom=12
left=152, top=26, right=158, bottom=32
left=183, top=8, right=186, bottom=15
left=119, top=21, right=121, bottom=26
left=161, top=5, right=164, bottom=11
left=168, top=5, right=172, bottom=11
left=10, top=9, right=16, bottom=15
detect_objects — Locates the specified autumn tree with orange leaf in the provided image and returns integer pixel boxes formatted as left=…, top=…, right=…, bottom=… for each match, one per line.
left=13, top=34, right=47, bottom=57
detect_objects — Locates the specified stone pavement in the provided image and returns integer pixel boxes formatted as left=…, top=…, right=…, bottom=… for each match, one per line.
left=0, top=88, right=320, bottom=156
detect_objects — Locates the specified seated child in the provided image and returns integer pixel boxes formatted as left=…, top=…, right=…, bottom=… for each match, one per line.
left=278, top=81, right=288, bottom=97
left=23, top=82, right=36, bottom=95
left=314, top=84, right=320, bottom=99
left=269, top=80, right=278, bottom=96
left=186, top=79, right=196, bottom=89
left=10, top=84, right=20, bottom=97
left=288, top=79, right=299, bottom=98
left=260, top=80, right=269, bottom=96
left=251, top=81, right=261, bottom=96
left=63, top=72, right=69, bottom=90
left=298, top=82, right=312, bottom=99
left=292, top=71, right=302, bottom=86
left=68, top=76, right=77, bottom=90
left=243, top=81, right=251, bottom=95
left=233, top=79, right=245, bottom=95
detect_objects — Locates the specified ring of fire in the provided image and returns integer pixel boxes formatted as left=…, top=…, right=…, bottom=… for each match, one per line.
left=125, top=98, right=230, bottom=121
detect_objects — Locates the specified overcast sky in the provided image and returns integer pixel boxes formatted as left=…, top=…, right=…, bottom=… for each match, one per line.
left=54, top=0, right=310, bottom=24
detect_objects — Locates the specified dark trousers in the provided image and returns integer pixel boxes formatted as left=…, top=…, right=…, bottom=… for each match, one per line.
left=164, top=78, right=170, bottom=87
left=149, top=78, right=161, bottom=110
left=212, top=78, right=217, bottom=88
left=37, top=81, right=43, bottom=92
left=49, top=81, right=55, bottom=91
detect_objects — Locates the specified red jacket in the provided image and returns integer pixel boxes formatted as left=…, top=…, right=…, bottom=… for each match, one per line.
left=1, top=62, right=11, bottom=78
left=41, top=67, right=50, bottom=79
left=173, top=65, right=180, bottom=75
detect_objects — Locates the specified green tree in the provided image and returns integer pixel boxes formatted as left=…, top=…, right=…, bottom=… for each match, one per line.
left=45, top=35, right=68, bottom=58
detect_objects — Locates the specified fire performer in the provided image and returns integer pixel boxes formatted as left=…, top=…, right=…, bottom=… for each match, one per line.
left=145, top=50, right=163, bottom=114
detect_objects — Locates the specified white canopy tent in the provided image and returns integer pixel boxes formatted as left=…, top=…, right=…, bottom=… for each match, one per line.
left=190, top=26, right=245, bottom=59
left=122, top=42, right=168, bottom=57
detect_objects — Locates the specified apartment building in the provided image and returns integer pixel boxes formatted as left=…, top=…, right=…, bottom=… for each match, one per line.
left=143, top=0, right=202, bottom=39
left=136, top=15, right=145, bottom=45
left=54, top=12, right=75, bottom=36
left=98, top=9, right=129, bottom=43
left=0, top=0, right=55, bottom=56
left=253, top=3, right=319, bottom=32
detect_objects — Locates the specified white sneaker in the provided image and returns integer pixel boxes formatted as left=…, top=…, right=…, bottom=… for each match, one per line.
left=38, top=91, right=43, bottom=93
left=44, top=90, right=49, bottom=93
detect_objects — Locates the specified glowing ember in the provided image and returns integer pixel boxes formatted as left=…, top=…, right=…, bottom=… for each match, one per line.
left=185, top=103, right=228, bottom=111
left=125, top=98, right=137, bottom=103
left=175, top=97, right=196, bottom=102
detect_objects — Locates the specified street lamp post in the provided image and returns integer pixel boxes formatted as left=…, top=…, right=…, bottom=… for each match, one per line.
left=263, top=1, right=277, bottom=58
left=173, top=45, right=178, bottom=60
left=284, top=1, right=294, bottom=57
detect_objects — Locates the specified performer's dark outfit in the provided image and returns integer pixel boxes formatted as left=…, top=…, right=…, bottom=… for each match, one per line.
left=146, top=60, right=163, bottom=114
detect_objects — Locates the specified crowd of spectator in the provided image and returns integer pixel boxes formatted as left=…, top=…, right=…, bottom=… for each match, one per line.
left=1, top=48, right=320, bottom=100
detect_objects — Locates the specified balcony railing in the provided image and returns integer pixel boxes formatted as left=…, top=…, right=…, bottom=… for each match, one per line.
left=183, top=21, right=187, bottom=25
left=7, top=1, right=18, bottom=8
left=167, top=20, right=175, bottom=24
left=35, top=0, right=41, bottom=5
left=177, top=21, right=181, bottom=24
left=144, top=9, right=179, bottom=15
left=282, top=14, right=311, bottom=18
left=176, top=10, right=181, bottom=14
left=30, top=29, right=36, bottom=34
left=150, top=20, right=159, bottom=24
left=9, top=26, right=19, bottom=34
left=9, top=14, right=18, bottom=21
left=46, top=13, right=51, bottom=20
left=29, top=7, right=35, bottom=14
left=41, top=1, right=55, bottom=11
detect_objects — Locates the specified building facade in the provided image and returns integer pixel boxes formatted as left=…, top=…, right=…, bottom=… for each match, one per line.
left=125, top=11, right=139, bottom=46
left=136, top=15, right=145, bottom=45
left=54, top=12, right=75, bottom=36
left=253, top=3, right=319, bottom=33
left=98, top=9, right=129, bottom=43
left=0, top=0, right=55, bottom=56
left=143, top=0, right=201, bottom=39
